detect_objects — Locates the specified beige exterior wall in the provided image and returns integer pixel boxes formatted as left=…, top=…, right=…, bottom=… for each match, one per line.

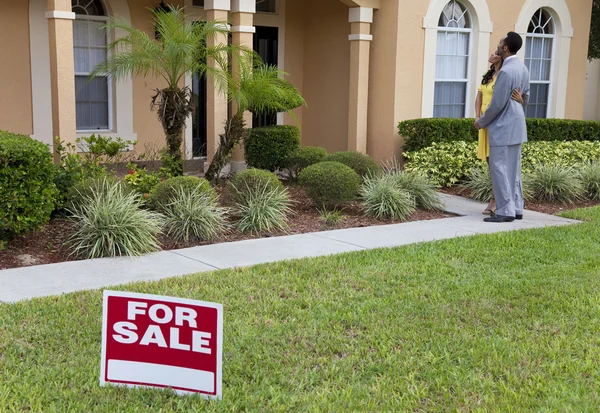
left=0, top=1, right=33, bottom=136
left=564, top=0, right=592, bottom=119
left=3, top=0, right=594, bottom=163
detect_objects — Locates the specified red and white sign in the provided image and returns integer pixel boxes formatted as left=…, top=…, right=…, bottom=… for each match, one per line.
left=100, top=290, right=223, bottom=398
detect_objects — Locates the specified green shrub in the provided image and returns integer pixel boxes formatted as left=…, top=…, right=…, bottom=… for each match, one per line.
left=579, top=162, right=600, bottom=201
left=66, top=175, right=127, bottom=210
left=404, top=140, right=600, bottom=187
left=529, top=164, right=585, bottom=204
left=398, top=118, right=600, bottom=152
left=404, top=141, right=481, bottom=186
left=325, top=151, right=381, bottom=179
left=148, top=176, right=215, bottom=211
left=232, top=183, right=292, bottom=234
left=123, top=162, right=173, bottom=196
left=299, top=161, right=361, bottom=208
left=67, top=178, right=164, bottom=258
left=0, top=131, right=57, bottom=238
left=163, top=186, right=228, bottom=243
left=399, top=118, right=478, bottom=152
left=462, top=166, right=534, bottom=202
left=245, top=125, right=301, bottom=171
left=225, top=168, right=283, bottom=204
left=360, top=174, right=416, bottom=220
left=285, top=146, right=328, bottom=180
left=388, top=171, right=444, bottom=211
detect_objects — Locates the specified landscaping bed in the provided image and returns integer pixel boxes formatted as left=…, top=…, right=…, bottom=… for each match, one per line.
left=0, top=184, right=453, bottom=270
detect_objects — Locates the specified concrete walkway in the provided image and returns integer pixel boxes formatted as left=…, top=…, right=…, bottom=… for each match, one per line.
left=0, top=194, right=578, bottom=303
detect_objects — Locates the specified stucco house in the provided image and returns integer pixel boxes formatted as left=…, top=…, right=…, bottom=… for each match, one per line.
left=0, top=0, right=592, bottom=167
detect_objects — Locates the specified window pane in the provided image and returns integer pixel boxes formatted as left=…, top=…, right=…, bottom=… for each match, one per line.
left=88, top=21, right=106, bottom=47
left=256, top=0, right=276, bottom=13
left=75, top=76, right=109, bottom=129
left=526, top=83, right=549, bottom=118
left=192, top=0, right=204, bottom=6
left=73, top=20, right=89, bottom=46
left=74, top=47, right=90, bottom=72
left=436, top=32, right=469, bottom=80
left=434, top=82, right=466, bottom=118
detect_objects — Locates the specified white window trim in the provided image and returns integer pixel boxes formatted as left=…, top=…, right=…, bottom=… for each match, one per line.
left=29, top=0, right=136, bottom=151
left=74, top=13, right=113, bottom=132
left=422, top=0, right=493, bottom=118
left=525, top=31, right=556, bottom=119
left=515, top=0, right=573, bottom=119
left=434, top=26, right=473, bottom=118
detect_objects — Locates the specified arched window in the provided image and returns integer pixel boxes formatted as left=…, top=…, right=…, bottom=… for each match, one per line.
left=434, top=0, right=472, bottom=118
left=72, top=0, right=110, bottom=131
left=525, top=8, right=554, bottom=118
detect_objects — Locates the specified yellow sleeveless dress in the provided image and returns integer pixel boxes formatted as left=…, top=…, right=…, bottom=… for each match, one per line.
left=477, top=77, right=496, bottom=161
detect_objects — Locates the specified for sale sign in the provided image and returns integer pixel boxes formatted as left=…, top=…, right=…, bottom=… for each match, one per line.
left=100, top=290, right=223, bottom=398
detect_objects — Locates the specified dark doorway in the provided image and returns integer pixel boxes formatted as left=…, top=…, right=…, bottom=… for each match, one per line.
left=253, top=26, right=279, bottom=128
left=192, top=72, right=207, bottom=157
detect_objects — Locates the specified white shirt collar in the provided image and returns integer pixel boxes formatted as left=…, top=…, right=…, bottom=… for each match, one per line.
left=504, top=55, right=517, bottom=63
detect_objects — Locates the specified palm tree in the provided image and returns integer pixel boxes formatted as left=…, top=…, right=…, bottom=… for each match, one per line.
left=204, top=58, right=306, bottom=182
left=91, top=5, right=231, bottom=175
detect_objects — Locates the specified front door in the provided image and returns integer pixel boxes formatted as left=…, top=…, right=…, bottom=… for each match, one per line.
left=192, top=72, right=207, bottom=157
left=253, top=26, right=279, bottom=128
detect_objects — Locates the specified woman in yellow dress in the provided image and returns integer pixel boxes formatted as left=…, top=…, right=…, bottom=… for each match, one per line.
left=475, top=53, right=524, bottom=215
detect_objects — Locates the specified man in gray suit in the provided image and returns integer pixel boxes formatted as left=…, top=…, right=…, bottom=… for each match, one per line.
left=475, top=32, right=530, bottom=223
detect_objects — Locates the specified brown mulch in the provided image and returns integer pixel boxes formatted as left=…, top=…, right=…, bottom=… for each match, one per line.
left=439, top=185, right=600, bottom=215
left=0, top=184, right=454, bottom=271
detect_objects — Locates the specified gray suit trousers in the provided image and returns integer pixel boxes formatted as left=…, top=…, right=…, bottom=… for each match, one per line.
left=489, top=144, right=524, bottom=217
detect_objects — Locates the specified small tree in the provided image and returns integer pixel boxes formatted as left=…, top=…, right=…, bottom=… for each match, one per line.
left=91, top=5, right=230, bottom=175
left=204, top=59, right=305, bottom=182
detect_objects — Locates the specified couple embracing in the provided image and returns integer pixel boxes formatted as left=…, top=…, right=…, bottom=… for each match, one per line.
left=474, top=32, right=530, bottom=223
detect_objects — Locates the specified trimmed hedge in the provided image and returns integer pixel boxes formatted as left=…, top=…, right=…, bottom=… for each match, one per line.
left=285, top=146, right=328, bottom=179
left=398, top=118, right=600, bottom=152
left=148, top=176, right=215, bottom=211
left=225, top=168, right=283, bottom=204
left=245, top=125, right=301, bottom=172
left=325, top=151, right=381, bottom=179
left=404, top=140, right=600, bottom=186
left=299, top=161, right=361, bottom=208
left=0, top=131, right=57, bottom=237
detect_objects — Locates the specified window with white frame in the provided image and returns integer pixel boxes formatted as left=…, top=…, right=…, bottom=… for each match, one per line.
left=525, top=8, right=554, bottom=118
left=434, top=0, right=472, bottom=118
left=72, top=0, right=110, bottom=131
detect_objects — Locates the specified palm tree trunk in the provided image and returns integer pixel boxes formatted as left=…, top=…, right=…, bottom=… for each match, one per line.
left=152, top=87, right=194, bottom=176
left=205, top=112, right=247, bottom=183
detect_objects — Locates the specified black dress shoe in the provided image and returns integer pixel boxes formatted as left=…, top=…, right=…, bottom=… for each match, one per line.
left=515, top=214, right=523, bottom=220
left=483, top=215, right=515, bottom=223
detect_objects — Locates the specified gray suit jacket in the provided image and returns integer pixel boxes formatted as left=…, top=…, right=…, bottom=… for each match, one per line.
left=477, top=56, right=530, bottom=147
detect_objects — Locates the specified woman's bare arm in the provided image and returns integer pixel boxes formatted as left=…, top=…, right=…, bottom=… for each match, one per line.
left=475, top=91, right=482, bottom=118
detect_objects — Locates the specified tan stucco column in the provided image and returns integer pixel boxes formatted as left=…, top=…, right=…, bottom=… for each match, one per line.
left=230, top=0, right=255, bottom=170
left=205, top=0, right=230, bottom=165
left=46, top=0, right=76, bottom=161
left=347, top=7, right=373, bottom=154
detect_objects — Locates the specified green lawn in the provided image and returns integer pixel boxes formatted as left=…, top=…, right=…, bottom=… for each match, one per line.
left=1, top=208, right=600, bottom=412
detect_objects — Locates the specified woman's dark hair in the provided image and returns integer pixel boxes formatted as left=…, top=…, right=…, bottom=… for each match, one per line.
left=481, top=64, right=496, bottom=86
left=481, top=58, right=503, bottom=85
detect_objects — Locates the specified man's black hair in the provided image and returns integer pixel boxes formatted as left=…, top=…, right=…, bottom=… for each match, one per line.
left=505, top=31, right=523, bottom=54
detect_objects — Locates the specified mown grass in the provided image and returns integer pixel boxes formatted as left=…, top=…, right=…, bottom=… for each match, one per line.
left=1, top=208, right=600, bottom=411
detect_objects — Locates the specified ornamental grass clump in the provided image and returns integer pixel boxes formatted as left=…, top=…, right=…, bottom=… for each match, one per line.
left=388, top=171, right=444, bottom=211
left=360, top=174, right=416, bottom=220
left=67, top=178, right=164, bottom=258
left=162, top=187, right=229, bottom=243
left=463, top=166, right=534, bottom=202
left=529, top=164, right=585, bottom=204
left=578, top=162, right=600, bottom=201
left=232, top=182, right=292, bottom=235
